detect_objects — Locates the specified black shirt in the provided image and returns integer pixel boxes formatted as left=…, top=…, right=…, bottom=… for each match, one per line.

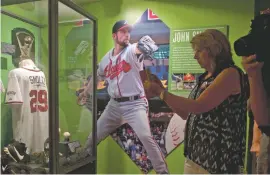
left=184, top=66, right=249, bottom=173
left=256, top=97, right=270, bottom=136
left=258, top=125, right=270, bottom=136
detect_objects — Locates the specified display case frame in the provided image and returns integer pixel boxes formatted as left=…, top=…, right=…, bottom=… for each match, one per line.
left=1, top=0, right=98, bottom=174
left=48, top=0, right=98, bottom=173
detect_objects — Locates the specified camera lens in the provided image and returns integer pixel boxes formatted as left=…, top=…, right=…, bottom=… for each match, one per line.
left=234, top=34, right=255, bottom=56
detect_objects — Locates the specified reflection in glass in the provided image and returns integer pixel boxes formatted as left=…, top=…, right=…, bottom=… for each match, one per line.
left=1, top=0, right=49, bottom=174
left=57, top=2, right=94, bottom=173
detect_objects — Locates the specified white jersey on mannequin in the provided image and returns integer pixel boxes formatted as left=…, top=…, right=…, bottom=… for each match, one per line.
left=5, top=59, right=49, bottom=153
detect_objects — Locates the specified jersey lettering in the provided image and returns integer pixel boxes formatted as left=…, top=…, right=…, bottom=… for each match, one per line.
left=29, top=89, right=48, bottom=113
left=104, top=59, right=131, bottom=80
left=7, top=91, right=16, bottom=96
left=29, top=75, right=46, bottom=85
left=99, top=44, right=145, bottom=98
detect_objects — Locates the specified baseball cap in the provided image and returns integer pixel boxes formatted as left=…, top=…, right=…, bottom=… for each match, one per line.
left=112, top=20, right=132, bottom=33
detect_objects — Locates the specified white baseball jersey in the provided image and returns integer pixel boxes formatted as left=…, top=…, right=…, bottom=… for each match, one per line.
left=98, top=43, right=145, bottom=98
left=5, top=65, right=49, bottom=153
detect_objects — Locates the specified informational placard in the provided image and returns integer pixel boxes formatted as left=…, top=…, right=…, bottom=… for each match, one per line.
left=168, top=26, right=228, bottom=97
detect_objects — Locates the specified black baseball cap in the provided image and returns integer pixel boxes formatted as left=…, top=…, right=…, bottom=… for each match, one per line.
left=112, top=20, right=132, bottom=34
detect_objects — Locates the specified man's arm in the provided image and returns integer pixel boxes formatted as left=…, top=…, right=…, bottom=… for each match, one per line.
left=248, top=75, right=270, bottom=126
left=158, top=67, right=241, bottom=115
left=242, top=55, right=270, bottom=136
left=249, top=76, right=270, bottom=136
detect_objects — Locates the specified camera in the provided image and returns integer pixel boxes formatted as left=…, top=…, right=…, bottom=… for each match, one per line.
left=234, top=13, right=270, bottom=97
left=234, top=13, right=270, bottom=62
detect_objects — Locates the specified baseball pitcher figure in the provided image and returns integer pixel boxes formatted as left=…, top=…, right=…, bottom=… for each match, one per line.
left=78, top=20, right=169, bottom=174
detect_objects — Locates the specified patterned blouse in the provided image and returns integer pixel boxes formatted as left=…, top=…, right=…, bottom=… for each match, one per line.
left=184, top=66, right=249, bottom=174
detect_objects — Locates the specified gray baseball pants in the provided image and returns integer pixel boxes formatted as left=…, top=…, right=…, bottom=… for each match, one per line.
left=85, top=98, right=168, bottom=174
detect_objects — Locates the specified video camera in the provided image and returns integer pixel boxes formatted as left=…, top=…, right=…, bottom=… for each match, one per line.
left=234, top=12, right=270, bottom=96
left=234, top=13, right=270, bottom=62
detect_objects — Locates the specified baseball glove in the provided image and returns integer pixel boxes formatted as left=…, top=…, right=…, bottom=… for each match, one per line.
left=138, top=35, right=158, bottom=57
left=140, top=69, right=165, bottom=99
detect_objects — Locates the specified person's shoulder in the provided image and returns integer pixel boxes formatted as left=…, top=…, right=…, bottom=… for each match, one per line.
left=228, top=65, right=249, bottom=88
left=228, top=65, right=248, bottom=78
left=219, top=66, right=249, bottom=84
left=225, top=66, right=240, bottom=74
left=100, top=49, right=113, bottom=61
left=8, top=68, right=23, bottom=77
left=217, top=67, right=240, bottom=80
left=104, top=49, right=113, bottom=57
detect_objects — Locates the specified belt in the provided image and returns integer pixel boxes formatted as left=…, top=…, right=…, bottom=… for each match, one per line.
left=113, top=95, right=140, bottom=102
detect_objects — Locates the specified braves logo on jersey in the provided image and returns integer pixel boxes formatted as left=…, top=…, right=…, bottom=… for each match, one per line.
left=104, top=56, right=131, bottom=80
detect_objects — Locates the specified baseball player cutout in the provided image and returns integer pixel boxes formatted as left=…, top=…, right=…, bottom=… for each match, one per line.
left=78, top=20, right=169, bottom=174
left=172, top=73, right=183, bottom=90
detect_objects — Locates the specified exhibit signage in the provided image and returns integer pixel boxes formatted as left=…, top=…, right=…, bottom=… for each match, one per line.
left=168, top=26, right=228, bottom=97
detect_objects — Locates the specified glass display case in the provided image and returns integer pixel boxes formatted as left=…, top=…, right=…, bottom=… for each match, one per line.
left=0, top=0, right=97, bottom=174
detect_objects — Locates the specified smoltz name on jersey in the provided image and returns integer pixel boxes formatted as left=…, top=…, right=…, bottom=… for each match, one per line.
left=29, top=75, right=46, bottom=86
left=104, top=59, right=131, bottom=80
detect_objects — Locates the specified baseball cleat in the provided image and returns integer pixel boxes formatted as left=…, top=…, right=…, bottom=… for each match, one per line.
left=2, top=141, right=30, bottom=163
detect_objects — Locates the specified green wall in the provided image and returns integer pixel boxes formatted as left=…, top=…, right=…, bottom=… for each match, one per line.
left=84, top=0, right=254, bottom=174
left=1, top=4, right=43, bottom=25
